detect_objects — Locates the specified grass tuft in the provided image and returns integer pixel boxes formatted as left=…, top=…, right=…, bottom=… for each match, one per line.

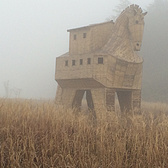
left=0, top=98, right=168, bottom=167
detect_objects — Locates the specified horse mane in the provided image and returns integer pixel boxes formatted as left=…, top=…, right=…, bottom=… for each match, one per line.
left=121, top=4, right=143, bottom=16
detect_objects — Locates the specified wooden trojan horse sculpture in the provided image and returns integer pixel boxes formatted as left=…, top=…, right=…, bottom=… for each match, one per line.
left=55, top=4, right=147, bottom=113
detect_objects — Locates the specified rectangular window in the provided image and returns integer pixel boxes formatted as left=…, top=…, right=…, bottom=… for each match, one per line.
left=65, top=60, right=68, bottom=66
left=73, top=34, right=76, bottom=40
left=83, top=33, right=86, bottom=38
left=98, top=57, right=103, bottom=64
left=72, top=60, right=75, bottom=66
left=80, top=59, right=83, bottom=65
left=87, top=58, right=91, bottom=64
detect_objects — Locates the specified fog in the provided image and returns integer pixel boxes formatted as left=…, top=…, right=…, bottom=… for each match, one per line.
left=0, top=0, right=154, bottom=99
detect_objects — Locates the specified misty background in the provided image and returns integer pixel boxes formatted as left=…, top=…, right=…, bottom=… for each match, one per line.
left=1, top=0, right=167, bottom=102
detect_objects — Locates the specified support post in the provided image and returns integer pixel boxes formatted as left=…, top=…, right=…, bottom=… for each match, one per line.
left=105, top=88, right=115, bottom=111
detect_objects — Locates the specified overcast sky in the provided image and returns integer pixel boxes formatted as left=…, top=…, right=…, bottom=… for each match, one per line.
left=0, top=0, right=154, bottom=99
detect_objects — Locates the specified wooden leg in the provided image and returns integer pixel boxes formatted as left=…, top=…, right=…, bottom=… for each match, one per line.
left=91, top=88, right=106, bottom=111
left=58, top=88, right=77, bottom=109
left=86, top=90, right=97, bottom=121
left=105, top=88, right=115, bottom=111
left=55, top=85, right=63, bottom=105
left=72, top=90, right=85, bottom=111
left=132, top=90, right=141, bottom=113
left=86, top=90, right=94, bottom=110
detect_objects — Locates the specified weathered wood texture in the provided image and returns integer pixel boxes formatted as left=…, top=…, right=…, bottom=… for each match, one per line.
left=55, top=4, right=147, bottom=113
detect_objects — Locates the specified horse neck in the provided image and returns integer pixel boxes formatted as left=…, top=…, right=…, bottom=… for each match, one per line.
left=114, top=14, right=131, bottom=42
left=103, top=14, right=137, bottom=62
left=101, top=11, right=142, bottom=62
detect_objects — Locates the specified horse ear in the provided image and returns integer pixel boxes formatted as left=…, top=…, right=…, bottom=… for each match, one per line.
left=142, top=12, right=147, bottom=16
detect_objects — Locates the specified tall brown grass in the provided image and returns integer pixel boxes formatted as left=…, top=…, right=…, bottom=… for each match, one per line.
left=0, top=98, right=168, bottom=168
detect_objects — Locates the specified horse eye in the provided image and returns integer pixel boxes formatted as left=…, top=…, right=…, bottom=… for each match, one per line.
left=136, top=20, right=139, bottom=24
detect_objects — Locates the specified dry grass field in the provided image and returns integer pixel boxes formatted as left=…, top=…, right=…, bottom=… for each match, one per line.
left=0, top=98, right=168, bottom=168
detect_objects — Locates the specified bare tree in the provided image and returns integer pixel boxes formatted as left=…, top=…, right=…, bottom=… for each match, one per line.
left=4, top=81, right=22, bottom=98
left=11, top=88, right=22, bottom=98
left=108, top=0, right=131, bottom=20
left=142, top=0, right=168, bottom=102
left=114, top=0, right=131, bottom=16
left=4, top=81, right=9, bottom=98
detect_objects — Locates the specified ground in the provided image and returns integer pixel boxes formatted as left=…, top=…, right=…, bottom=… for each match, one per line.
left=0, top=98, right=168, bottom=167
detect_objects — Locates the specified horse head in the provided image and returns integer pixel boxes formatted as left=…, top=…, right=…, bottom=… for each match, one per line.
left=126, top=5, right=147, bottom=51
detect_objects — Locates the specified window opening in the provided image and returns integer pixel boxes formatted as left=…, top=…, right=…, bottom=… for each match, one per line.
left=72, top=60, right=75, bottom=66
left=98, top=57, right=103, bottom=64
left=83, top=33, right=86, bottom=38
left=80, top=59, right=83, bottom=65
left=87, top=58, right=91, bottom=64
left=65, top=60, right=68, bottom=66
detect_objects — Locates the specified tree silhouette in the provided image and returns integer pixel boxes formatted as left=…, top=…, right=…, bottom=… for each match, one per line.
left=112, top=0, right=131, bottom=20
left=141, top=0, right=168, bottom=102
left=4, top=81, right=9, bottom=98
left=107, top=0, right=131, bottom=21
left=114, top=0, right=131, bottom=15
